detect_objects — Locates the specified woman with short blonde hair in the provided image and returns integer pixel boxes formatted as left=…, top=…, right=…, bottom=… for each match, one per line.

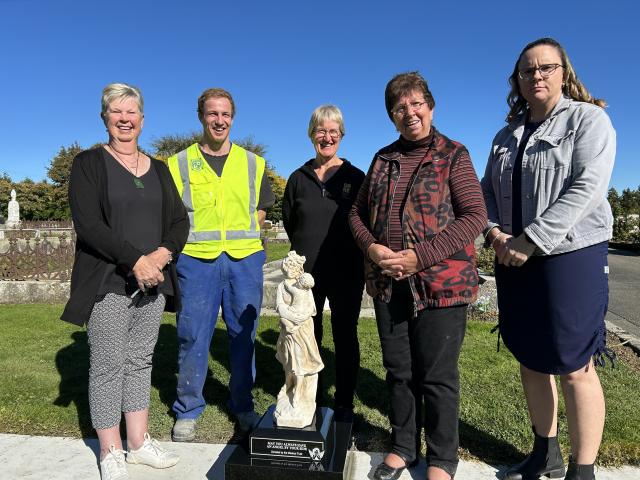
left=283, top=104, right=365, bottom=423
left=63, top=83, right=188, bottom=480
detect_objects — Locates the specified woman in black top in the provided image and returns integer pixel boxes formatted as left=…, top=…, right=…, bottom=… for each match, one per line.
left=282, top=105, right=365, bottom=421
left=62, top=83, right=188, bottom=480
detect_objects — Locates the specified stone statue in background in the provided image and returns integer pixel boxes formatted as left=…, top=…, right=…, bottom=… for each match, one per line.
left=274, top=251, right=324, bottom=428
left=6, top=189, right=20, bottom=229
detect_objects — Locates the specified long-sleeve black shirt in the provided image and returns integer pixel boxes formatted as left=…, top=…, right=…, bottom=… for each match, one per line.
left=283, top=159, right=364, bottom=279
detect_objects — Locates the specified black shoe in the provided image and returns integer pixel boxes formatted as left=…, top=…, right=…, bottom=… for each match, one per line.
left=503, top=427, right=565, bottom=480
left=373, top=456, right=418, bottom=480
left=564, top=458, right=595, bottom=480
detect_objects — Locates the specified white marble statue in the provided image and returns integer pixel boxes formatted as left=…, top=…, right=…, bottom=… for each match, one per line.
left=6, top=189, right=20, bottom=228
left=274, top=251, right=324, bottom=428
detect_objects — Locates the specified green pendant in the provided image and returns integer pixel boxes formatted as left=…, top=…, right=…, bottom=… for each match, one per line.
left=133, top=177, right=144, bottom=189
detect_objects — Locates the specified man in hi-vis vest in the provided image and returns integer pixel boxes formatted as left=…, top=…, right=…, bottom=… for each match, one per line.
left=167, top=88, right=274, bottom=442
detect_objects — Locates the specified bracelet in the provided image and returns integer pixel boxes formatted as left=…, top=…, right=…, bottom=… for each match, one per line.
left=491, top=233, right=504, bottom=249
left=166, top=251, right=173, bottom=265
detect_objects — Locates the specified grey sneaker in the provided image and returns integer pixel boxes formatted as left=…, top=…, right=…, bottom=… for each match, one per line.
left=127, top=433, right=179, bottom=469
left=100, top=445, right=129, bottom=480
left=172, top=418, right=197, bottom=442
left=236, top=411, right=260, bottom=433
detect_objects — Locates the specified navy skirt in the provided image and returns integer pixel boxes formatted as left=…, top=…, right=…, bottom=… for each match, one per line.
left=495, top=241, right=610, bottom=375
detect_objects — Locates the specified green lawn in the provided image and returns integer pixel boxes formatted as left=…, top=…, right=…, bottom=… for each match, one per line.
left=264, top=241, right=290, bottom=263
left=0, top=304, right=638, bottom=466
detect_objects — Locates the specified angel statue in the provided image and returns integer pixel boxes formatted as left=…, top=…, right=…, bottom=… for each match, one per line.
left=274, top=251, right=324, bottom=428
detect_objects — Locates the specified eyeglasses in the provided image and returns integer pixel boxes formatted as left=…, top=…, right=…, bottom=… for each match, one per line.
left=518, top=64, right=564, bottom=81
left=314, top=128, right=341, bottom=139
left=391, top=101, right=427, bottom=118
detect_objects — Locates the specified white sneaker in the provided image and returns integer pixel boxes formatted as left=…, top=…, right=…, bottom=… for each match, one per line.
left=126, top=433, right=180, bottom=469
left=100, top=445, right=129, bottom=480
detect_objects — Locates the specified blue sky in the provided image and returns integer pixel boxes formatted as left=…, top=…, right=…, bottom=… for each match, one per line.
left=0, top=0, right=638, bottom=192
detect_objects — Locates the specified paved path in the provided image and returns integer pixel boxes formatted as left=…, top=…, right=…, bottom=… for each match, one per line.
left=1, top=433, right=638, bottom=480
left=607, top=248, right=640, bottom=340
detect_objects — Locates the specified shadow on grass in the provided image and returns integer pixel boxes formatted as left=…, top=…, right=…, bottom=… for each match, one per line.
left=152, top=322, right=234, bottom=419
left=150, top=323, right=179, bottom=415
left=52, top=323, right=191, bottom=437
left=255, top=327, right=285, bottom=399
left=459, top=420, right=523, bottom=466
left=52, top=318, right=521, bottom=466
left=53, top=331, right=93, bottom=438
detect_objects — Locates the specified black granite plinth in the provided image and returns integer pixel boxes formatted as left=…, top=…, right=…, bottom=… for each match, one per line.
left=225, top=405, right=352, bottom=479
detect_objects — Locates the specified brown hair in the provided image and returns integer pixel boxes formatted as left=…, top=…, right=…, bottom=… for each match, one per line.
left=384, top=71, right=435, bottom=120
left=506, top=37, right=606, bottom=122
left=197, top=88, right=235, bottom=119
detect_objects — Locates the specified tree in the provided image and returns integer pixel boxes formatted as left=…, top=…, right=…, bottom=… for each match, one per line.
left=48, top=143, right=82, bottom=187
left=46, top=142, right=84, bottom=219
left=0, top=173, right=13, bottom=221
left=14, top=179, right=56, bottom=220
left=151, top=132, right=200, bottom=160
left=620, top=187, right=640, bottom=214
left=151, top=132, right=286, bottom=221
left=266, top=165, right=286, bottom=223
left=609, top=186, right=640, bottom=242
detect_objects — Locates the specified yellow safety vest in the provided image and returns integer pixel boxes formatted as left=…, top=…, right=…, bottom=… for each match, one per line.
left=167, top=143, right=264, bottom=259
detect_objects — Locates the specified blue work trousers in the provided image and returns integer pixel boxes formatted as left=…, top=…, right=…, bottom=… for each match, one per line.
left=172, top=251, right=265, bottom=419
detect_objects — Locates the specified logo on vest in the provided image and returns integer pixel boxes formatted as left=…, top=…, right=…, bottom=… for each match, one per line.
left=191, top=159, right=203, bottom=171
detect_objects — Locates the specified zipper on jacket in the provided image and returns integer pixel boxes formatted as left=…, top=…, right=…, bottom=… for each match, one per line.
left=386, top=158, right=400, bottom=301
left=402, top=157, right=425, bottom=318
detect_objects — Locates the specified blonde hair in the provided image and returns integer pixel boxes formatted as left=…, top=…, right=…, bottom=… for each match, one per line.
left=506, top=37, right=606, bottom=122
left=101, top=83, right=143, bottom=119
left=307, top=104, right=345, bottom=139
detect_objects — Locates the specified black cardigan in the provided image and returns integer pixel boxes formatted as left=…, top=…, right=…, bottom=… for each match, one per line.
left=61, top=147, right=189, bottom=326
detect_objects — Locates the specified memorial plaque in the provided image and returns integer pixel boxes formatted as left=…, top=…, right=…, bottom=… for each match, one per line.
left=225, top=405, right=352, bottom=479
left=249, top=405, right=333, bottom=461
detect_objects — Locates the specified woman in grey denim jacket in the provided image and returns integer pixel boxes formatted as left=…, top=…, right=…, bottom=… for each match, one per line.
left=481, top=38, right=615, bottom=480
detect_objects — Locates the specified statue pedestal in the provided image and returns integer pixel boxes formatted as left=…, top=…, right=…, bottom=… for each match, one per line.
left=225, top=405, right=352, bottom=479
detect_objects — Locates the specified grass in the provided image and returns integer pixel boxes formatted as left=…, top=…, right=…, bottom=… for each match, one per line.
left=264, top=241, right=290, bottom=263
left=0, top=304, right=638, bottom=466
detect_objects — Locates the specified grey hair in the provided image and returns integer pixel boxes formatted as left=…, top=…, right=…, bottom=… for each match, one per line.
left=307, top=104, right=345, bottom=139
left=101, top=83, right=144, bottom=119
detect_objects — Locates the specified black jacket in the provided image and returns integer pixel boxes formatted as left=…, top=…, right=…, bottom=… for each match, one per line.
left=61, top=148, right=189, bottom=326
left=283, top=159, right=364, bottom=279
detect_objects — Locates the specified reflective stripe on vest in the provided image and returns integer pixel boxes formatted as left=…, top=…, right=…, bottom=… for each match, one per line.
left=246, top=150, right=257, bottom=233
left=176, top=147, right=259, bottom=241
left=177, top=149, right=222, bottom=242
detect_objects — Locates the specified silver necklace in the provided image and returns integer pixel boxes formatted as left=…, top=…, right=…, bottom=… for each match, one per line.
left=108, top=145, right=144, bottom=189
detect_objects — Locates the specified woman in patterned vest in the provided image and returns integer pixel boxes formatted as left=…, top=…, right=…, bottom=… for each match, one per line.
left=349, top=72, right=486, bottom=480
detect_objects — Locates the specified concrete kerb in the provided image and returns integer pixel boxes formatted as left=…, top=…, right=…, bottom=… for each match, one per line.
left=1, top=433, right=639, bottom=480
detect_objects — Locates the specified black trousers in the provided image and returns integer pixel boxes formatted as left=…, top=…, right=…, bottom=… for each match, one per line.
left=374, top=280, right=467, bottom=476
left=312, top=272, right=364, bottom=410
